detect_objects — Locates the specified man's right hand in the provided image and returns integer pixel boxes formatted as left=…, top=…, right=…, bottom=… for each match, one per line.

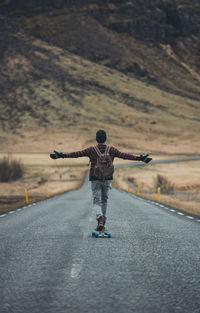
left=50, top=150, right=66, bottom=159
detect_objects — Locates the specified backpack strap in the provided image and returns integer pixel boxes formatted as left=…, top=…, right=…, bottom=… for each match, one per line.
left=105, top=146, right=110, bottom=156
left=93, top=145, right=110, bottom=157
left=93, top=145, right=102, bottom=157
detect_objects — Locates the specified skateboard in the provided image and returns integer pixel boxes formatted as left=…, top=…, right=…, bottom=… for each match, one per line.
left=92, top=231, right=111, bottom=238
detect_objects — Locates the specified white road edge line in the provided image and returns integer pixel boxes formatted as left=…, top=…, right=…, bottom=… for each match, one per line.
left=142, top=197, right=198, bottom=222
left=8, top=211, right=15, bottom=214
left=186, top=216, right=194, bottom=220
left=0, top=214, right=6, bottom=218
left=142, top=198, right=200, bottom=222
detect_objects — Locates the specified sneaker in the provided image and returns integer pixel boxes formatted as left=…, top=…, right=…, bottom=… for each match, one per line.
left=96, top=216, right=104, bottom=231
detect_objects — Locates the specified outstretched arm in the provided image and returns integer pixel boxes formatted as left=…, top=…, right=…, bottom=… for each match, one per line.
left=112, top=147, right=152, bottom=163
left=50, top=148, right=91, bottom=159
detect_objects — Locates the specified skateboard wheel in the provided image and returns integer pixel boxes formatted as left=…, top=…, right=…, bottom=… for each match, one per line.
left=108, top=233, right=111, bottom=238
left=92, top=232, right=95, bottom=237
left=95, top=233, right=99, bottom=238
left=104, top=232, right=108, bottom=235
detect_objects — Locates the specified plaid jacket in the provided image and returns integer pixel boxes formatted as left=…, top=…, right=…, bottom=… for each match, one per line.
left=64, top=143, right=137, bottom=181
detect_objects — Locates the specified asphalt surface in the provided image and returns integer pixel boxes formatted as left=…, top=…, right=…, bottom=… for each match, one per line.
left=0, top=174, right=200, bottom=313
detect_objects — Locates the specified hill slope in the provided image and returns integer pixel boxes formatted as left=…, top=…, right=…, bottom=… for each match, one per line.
left=0, top=28, right=199, bottom=154
left=0, top=1, right=200, bottom=154
left=1, top=0, right=200, bottom=98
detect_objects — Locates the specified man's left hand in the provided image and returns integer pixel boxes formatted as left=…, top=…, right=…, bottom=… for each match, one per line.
left=136, top=154, right=152, bottom=163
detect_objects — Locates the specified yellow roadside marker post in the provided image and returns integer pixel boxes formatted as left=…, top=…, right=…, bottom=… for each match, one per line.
left=25, top=189, right=29, bottom=204
left=137, top=186, right=140, bottom=196
left=157, top=187, right=160, bottom=201
left=128, top=185, right=131, bottom=192
left=46, top=190, right=50, bottom=198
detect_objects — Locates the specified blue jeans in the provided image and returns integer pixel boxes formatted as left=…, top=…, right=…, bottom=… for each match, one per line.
left=91, top=180, right=111, bottom=220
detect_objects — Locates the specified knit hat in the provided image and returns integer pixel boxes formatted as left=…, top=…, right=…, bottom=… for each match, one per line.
left=96, top=129, right=107, bottom=143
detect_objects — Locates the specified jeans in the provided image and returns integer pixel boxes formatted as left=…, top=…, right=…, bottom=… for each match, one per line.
left=91, top=180, right=111, bottom=220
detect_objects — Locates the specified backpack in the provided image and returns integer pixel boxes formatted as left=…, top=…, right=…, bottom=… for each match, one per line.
left=93, top=145, right=114, bottom=180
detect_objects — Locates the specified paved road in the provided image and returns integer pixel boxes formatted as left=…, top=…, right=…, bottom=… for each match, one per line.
left=0, top=175, right=200, bottom=313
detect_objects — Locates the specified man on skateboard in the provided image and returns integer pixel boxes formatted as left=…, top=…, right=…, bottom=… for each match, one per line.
left=50, top=130, right=152, bottom=231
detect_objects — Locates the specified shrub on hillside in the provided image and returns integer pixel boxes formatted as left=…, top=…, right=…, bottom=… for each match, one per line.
left=127, top=177, right=137, bottom=186
left=154, top=174, right=175, bottom=194
left=0, top=157, right=24, bottom=182
left=38, top=176, right=48, bottom=185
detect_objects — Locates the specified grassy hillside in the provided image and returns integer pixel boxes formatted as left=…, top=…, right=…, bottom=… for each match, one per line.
left=11, top=2, right=200, bottom=99
left=0, top=1, right=200, bottom=154
left=0, top=30, right=199, bottom=154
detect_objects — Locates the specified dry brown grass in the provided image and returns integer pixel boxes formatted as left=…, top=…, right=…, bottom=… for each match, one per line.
left=0, top=153, right=200, bottom=216
left=113, top=160, right=200, bottom=216
left=0, top=153, right=87, bottom=213
left=1, top=6, right=199, bottom=215
left=1, top=34, right=200, bottom=156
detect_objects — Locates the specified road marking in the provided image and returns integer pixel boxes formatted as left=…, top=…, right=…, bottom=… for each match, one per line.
left=137, top=195, right=198, bottom=222
left=8, top=211, right=15, bottom=214
left=70, top=262, right=82, bottom=279
left=0, top=214, right=6, bottom=218
left=17, top=208, right=22, bottom=212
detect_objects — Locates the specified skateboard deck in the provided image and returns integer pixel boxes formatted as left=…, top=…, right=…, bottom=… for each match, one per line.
left=92, top=231, right=111, bottom=238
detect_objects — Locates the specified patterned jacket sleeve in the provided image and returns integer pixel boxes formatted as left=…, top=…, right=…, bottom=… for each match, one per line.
left=64, top=147, right=91, bottom=158
left=111, top=147, right=137, bottom=160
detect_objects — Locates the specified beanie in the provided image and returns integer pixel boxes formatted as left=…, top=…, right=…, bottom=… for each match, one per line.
left=96, top=129, right=107, bottom=143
